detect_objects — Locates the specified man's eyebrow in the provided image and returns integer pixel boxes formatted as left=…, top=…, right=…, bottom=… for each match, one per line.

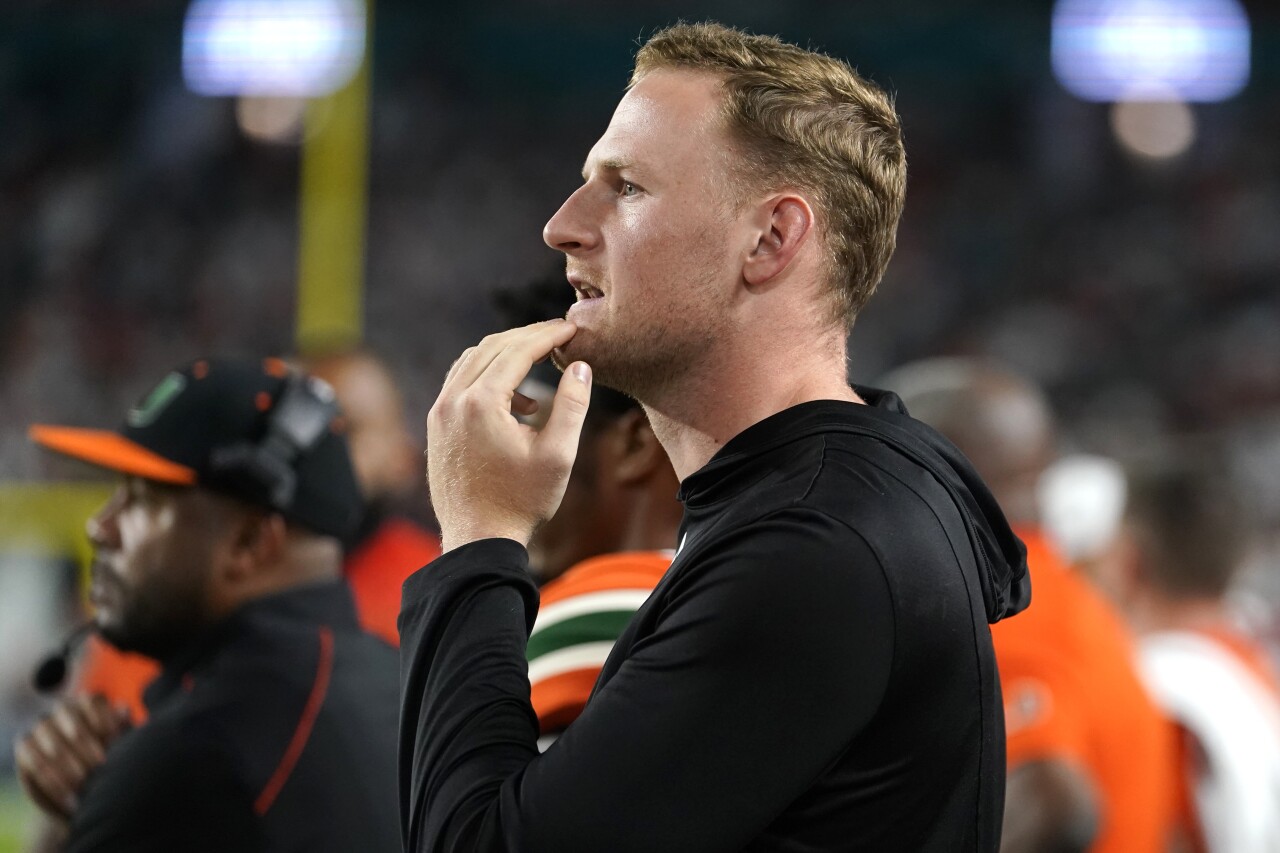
left=581, top=157, right=632, bottom=181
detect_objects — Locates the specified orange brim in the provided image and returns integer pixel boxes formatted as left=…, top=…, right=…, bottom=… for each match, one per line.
left=29, top=426, right=197, bottom=485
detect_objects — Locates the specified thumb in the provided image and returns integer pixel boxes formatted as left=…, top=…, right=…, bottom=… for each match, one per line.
left=537, top=362, right=592, bottom=464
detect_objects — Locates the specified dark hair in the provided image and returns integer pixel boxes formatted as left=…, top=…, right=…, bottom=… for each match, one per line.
left=492, top=270, right=640, bottom=425
left=1124, top=454, right=1250, bottom=599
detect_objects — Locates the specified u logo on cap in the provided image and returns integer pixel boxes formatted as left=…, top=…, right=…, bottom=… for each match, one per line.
left=128, top=372, right=187, bottom=428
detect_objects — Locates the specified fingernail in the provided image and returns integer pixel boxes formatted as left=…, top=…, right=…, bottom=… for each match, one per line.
left=572, top=362, right=591, bottom=386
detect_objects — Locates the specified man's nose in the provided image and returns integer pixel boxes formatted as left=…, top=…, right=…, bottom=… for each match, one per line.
left=543, top=185, right=598, bottom=254
left=86, top=490, right=124, bottom=548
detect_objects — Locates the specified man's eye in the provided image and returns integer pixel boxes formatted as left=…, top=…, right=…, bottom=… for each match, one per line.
left=621, top=182, right=639, bottom=197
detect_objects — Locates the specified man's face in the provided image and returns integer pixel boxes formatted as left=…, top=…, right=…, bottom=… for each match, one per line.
left=543, top=69, right=747, bottom=398
left=86, top=477, right=223, bottom=659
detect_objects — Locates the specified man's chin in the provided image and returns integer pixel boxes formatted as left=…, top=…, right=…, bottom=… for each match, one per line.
left=551, top=336, right=595, bottom=372
left=96, top=622, right=139, bottom=655
left=96, top=614, right=174, bottom=658
left=92, top=606, right=119, bottom=634
left=550, top=344, right=571, bottom=373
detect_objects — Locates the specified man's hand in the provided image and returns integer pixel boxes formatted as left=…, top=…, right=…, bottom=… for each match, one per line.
left=428, top=320, right=592, bottom=552
left=14, top=695, right=131, bottom=826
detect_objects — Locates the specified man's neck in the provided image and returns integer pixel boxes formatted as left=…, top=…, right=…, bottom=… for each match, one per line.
left=213, top=538, right=342, bottom=621
left=641, top=331, right=861, bottom=481
left=617, top=484, right=685, bottom=554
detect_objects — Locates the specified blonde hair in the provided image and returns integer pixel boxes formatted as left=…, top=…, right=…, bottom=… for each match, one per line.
left=633, top=22, right=907, bottom=324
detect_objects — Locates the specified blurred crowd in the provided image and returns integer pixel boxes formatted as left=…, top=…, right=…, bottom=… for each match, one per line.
left=1, top=2, right=1279, bottom=851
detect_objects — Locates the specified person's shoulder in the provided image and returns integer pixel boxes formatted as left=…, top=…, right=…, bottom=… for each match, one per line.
left=805, top=427, right=953, bottom=512
left=111, top=703, right=220, bottom=759
left=671, top=505, right=891, bottom=612
left=184, top=613, right=396, bottom=735
left=993, top=534, right=1131, bottom=655
left=540, top=551, right=672, bottom=606
left=164, top=627, right=395, bottom=781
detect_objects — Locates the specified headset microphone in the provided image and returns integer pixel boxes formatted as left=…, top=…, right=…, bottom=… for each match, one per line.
left=32, top=622, right=95, bottom=694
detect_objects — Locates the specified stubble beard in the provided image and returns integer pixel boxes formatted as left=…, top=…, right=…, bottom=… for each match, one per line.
left=554, top=304, right=723, bottom=405
left=556, top=252, right=731, bottom=403
left=98, top=567, right=214, bottom=661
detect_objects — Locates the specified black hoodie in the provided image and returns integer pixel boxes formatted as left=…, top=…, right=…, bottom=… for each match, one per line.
left=399, top=391, right=1030, bottom=853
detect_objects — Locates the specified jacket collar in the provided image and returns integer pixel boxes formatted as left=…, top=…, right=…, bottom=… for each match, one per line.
left=675, top=387, right=1030, bottom=624
left=677, top=388, right=907, bottom=507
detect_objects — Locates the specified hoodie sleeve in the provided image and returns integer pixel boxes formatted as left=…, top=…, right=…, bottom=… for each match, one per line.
left=398, top=511, right=895, bottom=853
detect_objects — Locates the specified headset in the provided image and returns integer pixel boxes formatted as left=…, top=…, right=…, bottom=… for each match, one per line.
left=208, top=372, right=339, bottom=512
left=33, top=623, right=95, bottom=694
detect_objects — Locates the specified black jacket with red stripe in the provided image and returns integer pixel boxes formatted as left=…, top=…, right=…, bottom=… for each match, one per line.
left=66, top=582, right=400, bottom=853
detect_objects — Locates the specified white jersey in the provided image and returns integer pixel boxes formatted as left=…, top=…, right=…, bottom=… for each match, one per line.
left=1140, top=631, right=1280, bottom=853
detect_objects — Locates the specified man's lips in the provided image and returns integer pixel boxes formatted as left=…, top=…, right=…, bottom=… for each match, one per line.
left=567, top=275, right=604, bottom=301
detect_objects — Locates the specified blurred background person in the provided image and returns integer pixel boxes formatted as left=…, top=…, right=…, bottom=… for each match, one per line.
left=496, top=275, right=682, bottom=743
left=887, top=357, right=1180, bottom=853
left=1088, top=455, right=1280, bottom=853
left=68, top=347, right=438, bottom=728
left=14, top=358, right=400, bottom=852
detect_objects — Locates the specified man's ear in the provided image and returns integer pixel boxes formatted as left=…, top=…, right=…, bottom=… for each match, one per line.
left=219, top=508, right=288, bottom=584
left=742, top=193, right=814, bottom=289
left=609, top=410, right=668, bottom=486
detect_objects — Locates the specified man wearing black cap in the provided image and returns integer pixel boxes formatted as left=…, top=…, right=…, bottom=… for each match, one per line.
left=14, top=357, right=401, bottom=853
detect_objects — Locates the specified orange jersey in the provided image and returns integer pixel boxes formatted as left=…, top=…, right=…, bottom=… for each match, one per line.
left=73, top=515, right=440, bottom=723
left=993, top=529, right=1179, bottom=853
left=343, top=515, right=441, bottom=646
left=527, top=551, right=671, bottom=736
left=1143, top=623, right=1280, bottom=853
left=75, top=639, right=159, bottom=724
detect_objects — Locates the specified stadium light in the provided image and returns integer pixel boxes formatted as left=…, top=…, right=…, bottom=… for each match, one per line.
left=1051, top=0, right=1251, bottom=102
left=182, top=0, right=366, bottom=98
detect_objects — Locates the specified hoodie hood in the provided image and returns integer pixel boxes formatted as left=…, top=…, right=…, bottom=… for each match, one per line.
left=677, top=388, right=1030, bottom=623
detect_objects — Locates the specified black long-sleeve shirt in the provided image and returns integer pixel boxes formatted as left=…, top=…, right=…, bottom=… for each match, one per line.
left=67, top=582, right=401, bottom=853
left=399, top=393, right=1030, bottom=852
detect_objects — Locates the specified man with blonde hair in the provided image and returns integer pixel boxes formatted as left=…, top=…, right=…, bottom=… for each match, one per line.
left=401, top=22, right=1029, bottom=851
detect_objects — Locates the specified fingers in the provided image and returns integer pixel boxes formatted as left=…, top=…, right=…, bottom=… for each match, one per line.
left=15, top=731, right=77, bottom=821
left=72, top=695, right=132, bottom=742
left=441, top=346, right=478, bottom=390
left=428, top=323, right=588, bottom=553
left=12, top=696, right=126, bottom=824
left=53, top=702, right=109, bottom=767
left=443, top=321, right=576, bottom=397
left=475, top=324, right=578, bottom=399
left=535, top=362, right=593, bottom=467
left=511, top=390, right=539, bottom=419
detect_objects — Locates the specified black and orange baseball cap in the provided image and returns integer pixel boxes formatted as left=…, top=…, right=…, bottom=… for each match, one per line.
left=30, top=357, right=362, bottom=539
